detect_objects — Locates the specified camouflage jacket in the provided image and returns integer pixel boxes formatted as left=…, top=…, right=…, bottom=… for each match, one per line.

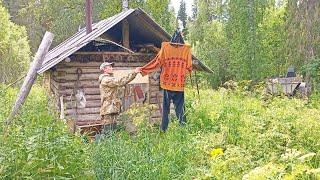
left=99, top=72, right=137, bottom=116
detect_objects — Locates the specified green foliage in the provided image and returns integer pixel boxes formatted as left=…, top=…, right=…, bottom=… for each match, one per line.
left=187, top=87, right=320, bottom=179
left=1, top=84, right=320, bottom=178
left=0, top=85, right=91, bottom=178
left=226, top=0, right=274, bottom=80
left=302, top=58, right=320, bottom=90
left=190, top=21, right=230, bottom=87
left=96, top=0, right=122, bottom=19
left=256, top=5, right=287, bottom=78
left=188, top=0, right=230, bottom=88
left=0, top=2, right=30, bottom=84
left=143, top=0, right=175, bottom=33
left=188, top=0, right=320, bottom=87
left=91, top=86, right=320, bottom=179
left=17, top=0, right=84, bottom=48
left=284, top=0, right=320, bottom=71
left=191, top=0, right=198, bottom=20
left=7, top=0, right=175, bottom=52
left=99, top=0, right=175, bottom=34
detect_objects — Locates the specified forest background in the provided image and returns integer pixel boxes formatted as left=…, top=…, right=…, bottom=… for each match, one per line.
left=1, top=0, right=320, bottom=89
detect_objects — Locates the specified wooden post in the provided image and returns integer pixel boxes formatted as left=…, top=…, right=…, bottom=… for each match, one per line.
left=85, top=0, right=93, bottom=34
left=122, top=19, right=130, bottom=48
left=60, top=96, right=65, bottom=119
left=6, top=32, right=54, bottom=124
left=122, top=0, right=129, bottom=48
left=195, top=70, right=200, bottom=102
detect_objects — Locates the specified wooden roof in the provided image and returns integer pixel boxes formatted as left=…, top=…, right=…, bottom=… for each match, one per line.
left=38, top=8, right=213, bottom=74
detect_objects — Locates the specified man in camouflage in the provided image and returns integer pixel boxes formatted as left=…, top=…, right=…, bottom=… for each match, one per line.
left=99, top=62, right=141, bottom=129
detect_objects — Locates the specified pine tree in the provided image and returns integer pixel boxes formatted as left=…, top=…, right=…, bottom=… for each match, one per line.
left=177, top=0, right=188, bottom=37
left=177, top=0, right=187, bottom=29
left=191, top=0, right=198, bottom=20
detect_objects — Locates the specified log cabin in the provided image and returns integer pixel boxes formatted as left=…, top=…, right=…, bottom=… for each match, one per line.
left=37, top=8, right=213, bottom=132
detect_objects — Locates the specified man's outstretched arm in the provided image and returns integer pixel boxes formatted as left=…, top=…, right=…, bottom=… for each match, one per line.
left=101, top=68, right=141, bottom=87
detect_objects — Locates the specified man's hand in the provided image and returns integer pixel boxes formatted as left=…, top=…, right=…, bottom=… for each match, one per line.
left=134, top=67, right=142, bottom=73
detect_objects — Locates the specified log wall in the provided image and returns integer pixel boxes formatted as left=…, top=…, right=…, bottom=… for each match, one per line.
left=48, top=52, right=163, bottom=124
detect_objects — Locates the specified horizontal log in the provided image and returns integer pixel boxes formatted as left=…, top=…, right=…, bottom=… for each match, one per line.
left=63, top=94, right=101, bottom=101
left=66, top=100, right=101, bottom=109
left=52, top=71, right=67, bottom=77
left=74, top=51, right=154, bottom=56
left=55, top=67, right=141, bottom=75
left=60, top=80, right=99, bottom=89
left=103, top=54, right=153, bottom=63
left=71, top=52, right=155, bottom=63
left=59, top=87, right=100, bottom=96
left=57, top=61, right=101, bottom=67
left=66, top=107, right=100, bottom=115
left=57, top=62, right=146, bottom=68
left=52, top=77, right=99, bottom=83
left=60, top=52, right=153, bottom=64
left=66, top=114, right=101, bottom=121
left=53, top=73, right=100, bottom=81
left=56, top=68, right=101, bottom=74
left=76, top=120, right=105, bottom=126
left=114, top=62, right=146, bottom=67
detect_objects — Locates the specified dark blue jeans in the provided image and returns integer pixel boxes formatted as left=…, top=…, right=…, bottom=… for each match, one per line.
left=161, top=89, right=186, bottom=131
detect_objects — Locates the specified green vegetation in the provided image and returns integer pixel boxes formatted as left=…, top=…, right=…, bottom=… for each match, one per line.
left=3, top=0, right=175, bottom=52
left=1, top=0, right=320, bottom=179
left=0, top=85, right=92, bottom=179
left=189, top=0, right=320, bottom=88
left=0, top=2, right=30, bottom=84
left=1, top=84, right=319, bottom=179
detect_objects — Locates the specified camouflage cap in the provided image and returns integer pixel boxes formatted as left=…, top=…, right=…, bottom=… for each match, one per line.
left=100, top=62, right=114, bottom=71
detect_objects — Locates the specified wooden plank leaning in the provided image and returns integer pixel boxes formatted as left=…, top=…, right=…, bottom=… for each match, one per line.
left=6, top=32, right=54, bottom=124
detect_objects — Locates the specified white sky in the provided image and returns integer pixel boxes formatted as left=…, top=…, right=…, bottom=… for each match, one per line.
left=170, top=0, right=194, bottom=17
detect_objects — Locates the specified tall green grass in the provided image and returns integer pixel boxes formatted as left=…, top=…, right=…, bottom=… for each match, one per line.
left=1, top=83, right=319, bottom=179
left=92, top=85, right=320, bottom=179
left=0, top=84, right=92, bottom=179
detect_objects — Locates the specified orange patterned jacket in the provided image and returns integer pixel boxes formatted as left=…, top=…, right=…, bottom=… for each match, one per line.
left=141, top=42, right=192, bottom=92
